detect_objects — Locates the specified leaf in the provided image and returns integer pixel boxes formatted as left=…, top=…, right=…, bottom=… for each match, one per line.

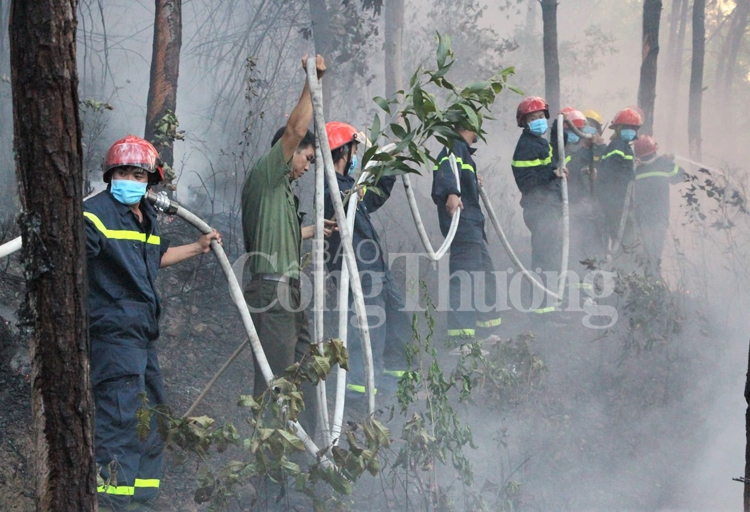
left=436, top=32, right=451, bottom=68
left=373, top=96, right=391, bottom=115
left=277, top=429, right=306, bottom=451
left=370, top=114, right=381, bottom=145
left=390, top=123, right=407, bottom=140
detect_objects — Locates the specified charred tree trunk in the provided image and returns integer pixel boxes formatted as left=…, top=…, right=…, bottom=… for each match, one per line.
left=638, top=0, right=662, bottom=135
left=746, top=339, right=750, bottom=511
left=9, top=0, right=97, bottom=510
left=688, top=0, right=705, bottom=160
left=308, top=0, right=332, bottom=118
left=664, top=0, right=688, bottom=146
left=384, top=0, right=404, bottom=98
left=540, top=0, right=560, bottom=116
left=144, top=0, right=182, bottom=192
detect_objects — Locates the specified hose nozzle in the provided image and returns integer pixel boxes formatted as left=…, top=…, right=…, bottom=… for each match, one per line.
left=145, top=190, right=177, bottom=214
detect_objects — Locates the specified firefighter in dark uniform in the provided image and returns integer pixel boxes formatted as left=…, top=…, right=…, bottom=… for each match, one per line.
left=86, top=135, right=220, bottom=510
left=432, top=126, right=502, bottom=342
left=553, top=108, right=606, bottom=263
left=511, top=97, right=567, bottom=312
left=323, top=122, right=409, bottom=398
left=597, top=107, right=643, bottom=252
left=632, top=135, right=685, bottom=273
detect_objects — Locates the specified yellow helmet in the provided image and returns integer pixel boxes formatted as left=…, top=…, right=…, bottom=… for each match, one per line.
left=583, top=110, right=603, bottom=124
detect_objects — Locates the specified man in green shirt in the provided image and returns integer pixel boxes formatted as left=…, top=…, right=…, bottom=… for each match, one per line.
left=241, top=54, right=333, bottom=440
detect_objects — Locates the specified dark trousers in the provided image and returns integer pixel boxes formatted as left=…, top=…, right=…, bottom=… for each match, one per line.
left=570, top=198, right=605, bottom=264
left=522, top=201, right=562, bottom=275
left=447, top=241, right=502, bottom=338
left=93, top=343, right=165, bottom=510
left=346, top=271, right=410, bottom=392
left=244, top=279, right=317, bottom=440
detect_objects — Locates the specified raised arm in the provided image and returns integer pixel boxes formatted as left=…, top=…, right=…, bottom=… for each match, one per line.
left=280, top=54, right=326, bottom=163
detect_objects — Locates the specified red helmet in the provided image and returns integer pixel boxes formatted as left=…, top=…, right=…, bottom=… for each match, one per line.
left=326, top=122, right=360, bottom=151
left=611, top=107, right=643, bottom=127
left=103, top=135, right=163, bottom=183
left=516, top=96, right=549, bottom=127
left=560, top=107, right=587, bottom=129
left=634, top=135, right=659, bottom=158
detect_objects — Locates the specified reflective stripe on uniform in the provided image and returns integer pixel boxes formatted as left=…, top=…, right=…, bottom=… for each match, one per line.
left=534, top=306, right=557, bottom=314
left=97, top=478, right=160, bottom=496
left=447, top=328, right=475, bottom=337
left=635, top=164, right=679, bottom=180
left=433, top=156, right=475, bottom=173
left=601, top=150, right=634, bottom=161
left=346, top=383, right=377, bottom=394
left=512, top=146, right=554, bottom=168
left=565, top=155, right=572, bottom=164
left=84, top=212, right=161, bottom=245
left=476, top=317, right=502, bottom=328
left=570, top=282, right=593, bottom=290
left=383, top=369, right=406, bottom=377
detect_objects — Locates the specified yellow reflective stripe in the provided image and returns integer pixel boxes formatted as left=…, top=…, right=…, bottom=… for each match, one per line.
left=512, top=146, right=554, bottom=168
left=84, top=212, right=161, bottom=245
left=97, top=485, right=135, bottom=496
left=346, top=384, right=377, bottom=394
left=534, top=306, right=557, bottom=314
left=447, top=328, right=475, bottom=337
left=601, top=150, right=634, bottom=161
left=476, top=317, right=502, bottom=328
left=135, top=478, right=160, bottom=488
left=433, top=156, right=475, bottom=173
left=383, top=369, right=405, bottom=377
left=565, top=155, right=572, bottom=164
left=570, top=282, right=593, bottom=290
left=635, top=164, right=679, bottom=180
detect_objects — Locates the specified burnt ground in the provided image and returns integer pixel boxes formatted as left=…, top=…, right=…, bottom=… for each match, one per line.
left=0, top=218, right=744, bottom=511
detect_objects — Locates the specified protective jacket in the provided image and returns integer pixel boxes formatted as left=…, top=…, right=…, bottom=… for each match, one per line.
left=325, top=171, right=396, bottom=274
left=84, top=191, right=169, bottom=384
left=634, top=156, right=684, bottom=224
left=598, top=138, right=634, bottom=197
left=431, top=139, right=485, bottom=244
left=512, top=130, right=560, bottom=208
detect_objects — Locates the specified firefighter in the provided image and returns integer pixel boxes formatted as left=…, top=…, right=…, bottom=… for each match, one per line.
left=511, top=96, right=567, bottom=313
left=583, top=109, right=604, bottom=135
left=323, top=122, right=409, bottom=400
left=632, top=135, right=685, bottom=272
left=241, top=55, right=333, bottom=442
left=554, top=108, right=606, bottom=262
left=597, top=106, right=643, bottom=252
left=432, top=125, right=502, bottom=343
left=86, top=135, right=221, bottom=510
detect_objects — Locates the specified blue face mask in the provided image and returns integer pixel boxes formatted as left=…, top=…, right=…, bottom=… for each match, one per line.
left=110, top=179, right=147, bottom=206
left=566, top=132, right=580, bottom=144
left=528, top=118, right=548, bottom=136
left=348, top=154, right=358, bottom=175
left=583, top=126, right=597, bottom=135
left=620, top=129, right=637, bottom=142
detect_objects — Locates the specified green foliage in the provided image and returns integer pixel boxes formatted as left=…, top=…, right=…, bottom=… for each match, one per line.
left=462, top=332, right=545, bottom=409
left=134, top=337, right=393, bottom=510
left=614, top=270, right=682, bottom=361
left=361, top=33, right=514, bottom=184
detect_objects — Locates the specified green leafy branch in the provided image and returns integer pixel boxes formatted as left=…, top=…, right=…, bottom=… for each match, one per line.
left=361, top=33, right=515, bottom=184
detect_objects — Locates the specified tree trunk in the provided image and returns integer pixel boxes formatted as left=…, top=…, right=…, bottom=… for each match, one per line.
left=638, top=0, right=662, bottom=135
left=540, top=0, right=560, bottom=116
left=688, top=0, right=705, bottom=160
left=308, top=0, right=332, bottom=118
left=9, top=0, right=97, bottom=510
left=144, top=0, right=182, bottom=190
left=746, top=338, right=750, bottom=511
left=664, top=0, right=688, bottom=146
left=719, top=0, right=750, bottom=140
left=384, top=0, right=404, bottom=98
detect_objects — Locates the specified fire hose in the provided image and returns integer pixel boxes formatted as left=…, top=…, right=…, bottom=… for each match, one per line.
left=145, top=190, right=332, bottom=467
